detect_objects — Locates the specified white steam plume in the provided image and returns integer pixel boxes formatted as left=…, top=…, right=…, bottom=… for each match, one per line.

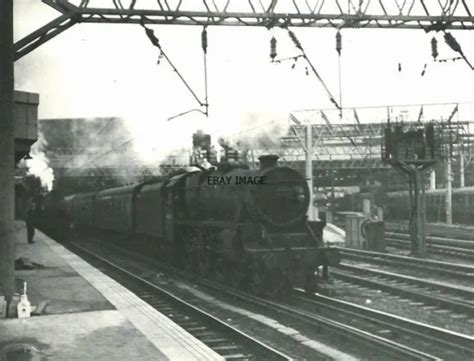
left=24, top=132, right=55, bottom=190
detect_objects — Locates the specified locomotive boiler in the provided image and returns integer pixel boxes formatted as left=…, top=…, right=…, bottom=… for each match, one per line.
left=184, top=155, right=308, bottom=227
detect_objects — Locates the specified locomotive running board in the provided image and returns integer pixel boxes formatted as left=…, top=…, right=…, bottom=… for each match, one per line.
left=174, top=220, right=254, bottom=228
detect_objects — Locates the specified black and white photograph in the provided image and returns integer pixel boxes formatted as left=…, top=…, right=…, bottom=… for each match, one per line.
left=1, top=1, right=473, bottom=360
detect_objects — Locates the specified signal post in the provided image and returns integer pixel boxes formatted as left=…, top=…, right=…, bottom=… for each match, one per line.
left=382, top=122, right=442, bottom=258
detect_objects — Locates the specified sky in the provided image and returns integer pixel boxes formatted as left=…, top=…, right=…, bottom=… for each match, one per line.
left=13, top=0, right=474, bottom=176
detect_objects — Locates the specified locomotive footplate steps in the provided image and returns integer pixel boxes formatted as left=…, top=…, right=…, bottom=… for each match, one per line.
left=0, top=222, right=223, bottom=361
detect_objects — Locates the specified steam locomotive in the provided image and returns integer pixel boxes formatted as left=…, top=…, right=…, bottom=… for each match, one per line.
left=33, top=190, right=70, bottom=241
left=65, top=155, right=341, bottom=295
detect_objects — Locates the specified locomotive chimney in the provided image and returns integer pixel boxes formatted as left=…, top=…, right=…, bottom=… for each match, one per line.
left=258, top=155, right=279, bottom=170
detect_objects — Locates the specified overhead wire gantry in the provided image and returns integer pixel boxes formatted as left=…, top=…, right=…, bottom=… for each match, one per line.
left=15, top=0, right=474, bottom=61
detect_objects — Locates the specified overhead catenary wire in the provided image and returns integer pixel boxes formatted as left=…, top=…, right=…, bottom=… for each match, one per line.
left=139, top=18, right=209, bottom=120
left=68, top=117, right=291, bottom=178
left=64, top=117, right=117, bottom=176
left=336, top=30, right=343, bottom=119
left=286, top=29, right=341, bottom=110
left=442, top=31, right=474, bottom=70
left=75, top=118, right=114, bottom=156
left=72, top=137, right=136, bottom=174
left=292, top=101, right=474, bottom=113
left=202, top=26, right=209, bottom=117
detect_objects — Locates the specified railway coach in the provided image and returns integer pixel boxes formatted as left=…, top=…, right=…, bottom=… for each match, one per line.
left=386, top=186, right=474, bottom=225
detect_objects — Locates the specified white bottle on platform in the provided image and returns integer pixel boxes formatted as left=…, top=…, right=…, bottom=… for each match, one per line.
left=17, top=282, right=31, bottom=318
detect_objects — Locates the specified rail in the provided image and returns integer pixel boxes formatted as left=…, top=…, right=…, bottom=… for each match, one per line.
left=336, top=247, right=474, bottom=281
left=69, top=242, right=292, bottom=361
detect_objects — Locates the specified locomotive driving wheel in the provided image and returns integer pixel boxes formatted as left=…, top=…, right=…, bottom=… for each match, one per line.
left=213, top=259, right=244, bottom=289
left=228, top=260, right=248, bottom=289
left=248, top=264, right=289, bottom=297
left=304, top=276, right=319, bottom=294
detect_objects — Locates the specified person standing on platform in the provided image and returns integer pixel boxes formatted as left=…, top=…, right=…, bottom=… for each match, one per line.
left=26, top=203, right=36, bottom=244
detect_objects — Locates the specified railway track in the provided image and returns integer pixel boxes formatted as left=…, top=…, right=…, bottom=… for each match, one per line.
left=384, top=222, right=474, bottom=242
left=336, top=247, right=474, bottom=281
left=386, top=231, right=474, bottom=261
left=68, top=242, right=292, bottom=361
left=332, top=263, right=474, bottom=316
left=70, top=238, right=474, bottom=360
left=196, top=277, right=474, bottom=360
left=292, top=290, right=473, bottom=361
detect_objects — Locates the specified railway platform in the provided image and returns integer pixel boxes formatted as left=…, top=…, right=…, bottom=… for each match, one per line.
left=0, top=222, right=224, bottom=361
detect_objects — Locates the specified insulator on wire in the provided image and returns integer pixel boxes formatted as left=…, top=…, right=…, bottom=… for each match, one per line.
left=270, top=36, right=277, bottom=61
left=444, top=32, right=463, bottom=55
left=336, top=31, right=342, bottom=55
left=201, top=27, right=208, bottom=54
left=431, top=37, right=438, bottom=60
left=288, top=30, right=303, bottom=51
left=421, top=63, right=427, bottom=76
left=144, top=27, right=160, bottom=47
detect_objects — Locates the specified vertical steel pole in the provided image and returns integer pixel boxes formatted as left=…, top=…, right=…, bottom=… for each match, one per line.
left=413, top=172, right=420, bottom=256
left=0, top=0, right=15, bottom=304
left=429, top=169, right=436, bottom=190
left=419, top=171, right=426, bottom=257
left=446, top=156, right=453, bottom=225
left=408, top=173, right=416, bottom=254
left=459, top=153, right=465, bottom=188
left=306, top=122, right=314, bottom=221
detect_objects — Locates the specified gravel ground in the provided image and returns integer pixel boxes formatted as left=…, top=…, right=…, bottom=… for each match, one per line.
left=77, top=240, right=359, bottom=360
left=342, top=257, right=474, bottom=289
left=77, top=238, right=415, bottom=361
left=330, top=277, right=474, bottom=336
left=74, top=236, right=473, bottom=358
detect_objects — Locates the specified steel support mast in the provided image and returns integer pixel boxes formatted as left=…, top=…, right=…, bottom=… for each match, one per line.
left=446, top=155, right=453, bottom=225
left=0, top=0, right=15, bottom=304
left=306, top=122, right=314, bottom=221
